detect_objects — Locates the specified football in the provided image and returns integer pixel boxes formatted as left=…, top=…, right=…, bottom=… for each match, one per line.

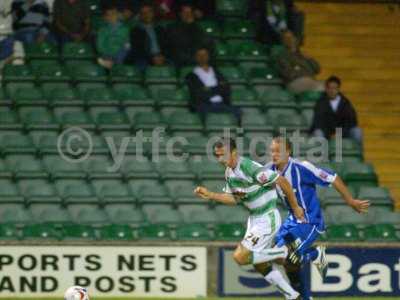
left=64, top=286, right=90, bottom=300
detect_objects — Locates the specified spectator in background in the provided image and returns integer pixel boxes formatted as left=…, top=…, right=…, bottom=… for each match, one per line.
left=277, top=30, right=323, bottom=94
left=249, top=0, right=303, bottom=45
left=186, top=47, right=241, bottom=125
left=0, top=0, right=15, bottom=65
left=96, top=7, right=130, bottom=69
left=130, top=3, right=167, bottom=69
left=53, top=0, right=90, bottom=45
left=166, top=5, right=210, bottom=67
left=175, top=0, right=215, bottom=19
left=155, top=0, right=175, bottom=19
left=11, top=0, right=50, bottom=44
left=311, top=76, right=363, bottom=146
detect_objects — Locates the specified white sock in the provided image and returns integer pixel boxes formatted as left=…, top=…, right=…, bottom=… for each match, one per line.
left=252, top=245, right=288, bottom=264
left=265, top=264, right=299, bottom=300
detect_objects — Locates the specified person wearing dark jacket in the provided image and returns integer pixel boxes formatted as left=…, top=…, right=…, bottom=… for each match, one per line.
left=311, top=76, right=363, bottom=145
left=186, top=47, right=241, bottom=124
left=130, top=3, right=167, bottom=69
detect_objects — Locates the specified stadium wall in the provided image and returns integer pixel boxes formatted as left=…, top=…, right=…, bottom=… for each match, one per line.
left=0, top=241, right=399, bottom=298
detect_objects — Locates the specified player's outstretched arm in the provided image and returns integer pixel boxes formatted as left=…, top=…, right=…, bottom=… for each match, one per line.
left=332, top=176, right=370, bottom=213
left=194, top=186, right=236, bottom=205
left=275, top=176, right=306, bottom=222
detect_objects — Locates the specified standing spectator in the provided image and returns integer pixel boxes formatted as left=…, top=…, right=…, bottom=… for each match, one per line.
left=186, top=47, right=241, bottom=125
left=0, top=0, right=14, bottom=65
left=166, top=5, right=210, bottom=67
left=130, top=3, right=167, bottom=69
left=277, top=30, right=323, bottom=94
left=53, top=0, right=90, bottom=45
left=96, top=7, right=130, bottom=69
left=311, top=76, right=363, bottom=146
left=11, top=0, right=50, bottom=44
left=249, top=0, right=303, bottom=45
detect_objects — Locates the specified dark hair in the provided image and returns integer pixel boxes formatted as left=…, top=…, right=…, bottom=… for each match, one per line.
left=272, top=136, right=292, bottom=153
left=214, top=138, right=237, bottom=152
left=326, top=75, right=341, bottom=87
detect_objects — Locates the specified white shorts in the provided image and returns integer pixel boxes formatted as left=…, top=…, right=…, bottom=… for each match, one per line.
left=241, top=209, right=282, bottom=252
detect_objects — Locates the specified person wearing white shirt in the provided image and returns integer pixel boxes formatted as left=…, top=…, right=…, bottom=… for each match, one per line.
left=186, top=47, right=241, bottom=125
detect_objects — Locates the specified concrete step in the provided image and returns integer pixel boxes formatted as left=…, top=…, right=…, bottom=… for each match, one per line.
left=305, top=14, right=399, bottom=26
left=307, top=24, right=400, bottom=36
left=317, top=58, right=400, bottom=69
left=318, top=69, right=400, bottom=80
left=303, top=47, right=400, bottom=58
left=307, top=37, right=400, bottom=49
left=298, top=3, right=397, bottom=14
left=314, top=80, right=400, bottom=93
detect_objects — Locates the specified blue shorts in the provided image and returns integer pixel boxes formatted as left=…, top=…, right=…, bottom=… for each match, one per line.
left=275, top=218, right=324, bottom=255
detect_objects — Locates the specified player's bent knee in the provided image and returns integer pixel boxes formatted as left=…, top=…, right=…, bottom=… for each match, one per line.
left=233, top=250, right=249, bottom=265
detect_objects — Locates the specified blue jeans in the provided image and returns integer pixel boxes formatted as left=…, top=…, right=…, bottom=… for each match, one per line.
left=313, top=127, right=363, bottom=146
left=14, top=29, right=40, bottom=45
left=0, top=36, right=14, bottom=60
left=101, top=47, right=130, bottom=64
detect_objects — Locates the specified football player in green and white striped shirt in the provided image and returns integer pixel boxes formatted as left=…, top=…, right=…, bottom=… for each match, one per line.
left=195, top=138, right=305, bottom=300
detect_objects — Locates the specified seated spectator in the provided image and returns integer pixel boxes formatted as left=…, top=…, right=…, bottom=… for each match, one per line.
left=186, top=47, right=241, bottom=125
left=175, top=0, right=215, bottom=19
left=277, top=30, right=323, bottom=94
left=166, top=5, right=210, bottom=67
left=130, top=3, right=167, bottom=69
left=311, top=76, right=363, bottom=146
left=11, top=0, right=50, bottom=44
left=0, top=0, right=14, bottom=65
left=249, top=0, right=303, bottom=45
left=96, top=7, right=130, bottom=69
left=53, top=0, right=90, bottom=45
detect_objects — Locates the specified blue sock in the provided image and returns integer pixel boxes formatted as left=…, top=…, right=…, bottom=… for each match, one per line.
left=299, top=267, right=312, bottom=300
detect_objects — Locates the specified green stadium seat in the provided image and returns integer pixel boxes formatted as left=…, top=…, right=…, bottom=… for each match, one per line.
left=297, top=91, right=323, bottom=108
left=82, top=87, right=119, bottom=107
left=239, top=62, right=269, bottom=77
left=241, top=111, right=272, bottom=133
left=92, top=179, right=134, bottom=204
left=2, top=64, right=35, bottom=83
left=62, top=224, right=97, bottom=240
left=84, top=156, right=122, bottom=180
left=167, top=110, right=203, bottom=136
left=106, top=207, right=146, bottom=225
left=0, top=180, right=24, bottom=203
left=358, top=187, right=392, bottom=207
left=176, top=223, right=212, bottom=240
left=62, top=42, right=95, bottom=60
left=342, top=162, right=378, bottom=188
left=1, top=133, right=36, bottom=155
left=322, top=186, right=355, bottom=206
left=215, top=205, right=248, bottom=223
left=219, top=66, right=247, bottom=84
left=369, top=207, right=400, bottom=227
left=154, top=160, right=195, bottom=180
left=248, top=66, right=282, bottom=85
left=205, top=113, right=237, bottom=132
left=215, top=42, right=230, bottom=62
left=190, top=159, right=225, bottom=180
left=36, top=207, right=72, bottom=224
left=138, top=224, right=172, bottom=240
left=120, top=157, right=157, bottom=180
left=113, top=84, right=155, bottom=107
left=22, top=224, right=62, bottom=240
left=364, top=224, right=398, bottom=242
left=198, top=20, right=221, bottom=38
left=268, top=108, right=308, bottom=132
left=6, top=155, right=47, bottom=179
left=87, top=0, right=101, bottom=14
left=131, top=181, right=171, bottom=204
left=165, top=180, right=198, bottom=204
left=110, top=65, right=142, bottom=83
left=0, top=111, right=23, bottom=130
left=325, top=205, right=370, bottom=225
left=215, top=223, right=245, bottom=240
left=145, top=66, right=177, bottom=84
left=231, top=86, right=260, bottom=107
left=101, top=130, right=145, bottom=155
left=329, top=138, right=362, bottom=159
left=179, top=66, right=195, bottom=83
left=5, top=82, right=35, bottom=99
left=146, top=207, right=184, bottom=225
left=56, top=110, right=96, bottom=130
left=326, top=224, right=360, bottom=242
left=19, top=107, right=59, bottom=130
left=67, top=61, right=107, bottom=82
left=57, top=179, right=98, bottom=204
left=43, top=155, right=86, bottom=180
left=72, top=208, right=109, bottom=225
left=260, top=88, right=296, bottom=108
left=301, top=108, right=314, bottom=127
left=76, top=82, right=107, bottom=94
left=151, top=86, right=189, bottom=107
left=134, top=111, right=165, bottom=131
left=32, top=60, right=70, bottom=83
left=95, top=111, right=131, bottom=131
left=222, top=20, right=256, bottom=39
left=25, top=42, right=58, bottom=60
left=99, top=224, right=135, bottom=240
left=19, top=179, right=60, bottom=205
left=0, top=224, right=19, bottom=240
left=0, top=159, right=12, bottom=179
left=216, top=0, right=246, bottom=17
left=42, top=83, right=82, bottom=107
left=12, top=86, right=47, bottom=106
left=229, top=41, right=269, bottom=63
left=181, top=136, right=211, bottom=155
left=0, top=207, right=33, bottom=225
left=185, top=209, right=219, bottom=224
